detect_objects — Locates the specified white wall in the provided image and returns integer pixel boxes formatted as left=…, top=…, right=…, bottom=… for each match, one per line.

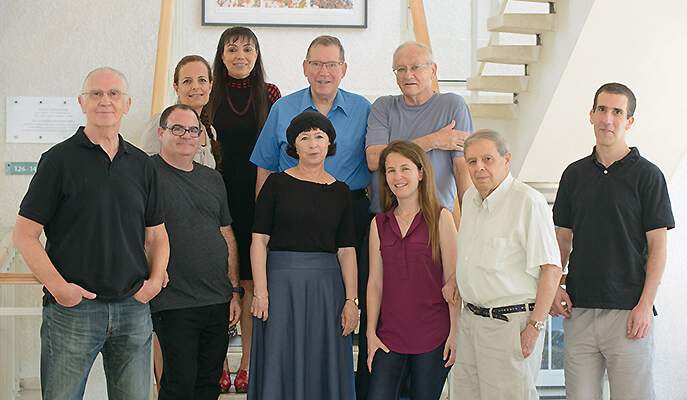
left=655, top=154, right=687, bottom=397
left=0, top=1, right=161, bottom=228
left=518, top=0, right=687, bottom=182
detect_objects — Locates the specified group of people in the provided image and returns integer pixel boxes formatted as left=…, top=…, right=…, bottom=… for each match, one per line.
left=12, top=25, right=673, bottom=400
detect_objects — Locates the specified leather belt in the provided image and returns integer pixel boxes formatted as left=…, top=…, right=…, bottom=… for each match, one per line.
left=466, top=302, right=535, bottom=322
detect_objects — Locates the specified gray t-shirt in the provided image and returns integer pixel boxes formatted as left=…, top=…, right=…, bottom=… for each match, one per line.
left=366, top=93, right=473, bottom=213
left=149, top=154, right=233, bottom=313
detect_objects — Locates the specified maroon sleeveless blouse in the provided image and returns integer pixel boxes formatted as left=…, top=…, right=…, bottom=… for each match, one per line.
left=374, top=207, right=450, bottom=354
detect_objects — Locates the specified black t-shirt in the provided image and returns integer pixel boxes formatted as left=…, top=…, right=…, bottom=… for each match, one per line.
left=149, top=155, right=233, bottom=313
left=553, top=147, right=674, bottom=310
left=19, top=127, right=164, bottom=302
left=253, top=172, right=357, bottom=253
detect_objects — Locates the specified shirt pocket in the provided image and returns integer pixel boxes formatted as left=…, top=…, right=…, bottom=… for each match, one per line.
left=479, top=236, right=514, bottom=272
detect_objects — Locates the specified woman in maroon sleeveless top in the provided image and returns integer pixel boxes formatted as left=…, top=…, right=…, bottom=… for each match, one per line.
left=366, top=140, right=460, bottom=400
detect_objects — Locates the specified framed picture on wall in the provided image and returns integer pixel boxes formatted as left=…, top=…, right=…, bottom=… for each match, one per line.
left=202, top=0, right=367, bottom=28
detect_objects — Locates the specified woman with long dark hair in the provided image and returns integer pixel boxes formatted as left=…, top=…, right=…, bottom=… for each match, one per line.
left=205, top=26, right=281, bottom=393
left=366, top=140, right=459, bottom=400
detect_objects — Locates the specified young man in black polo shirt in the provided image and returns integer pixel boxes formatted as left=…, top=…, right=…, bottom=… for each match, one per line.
left=12, top=67, right=169, bottom=400
left=149, top=104, right=242, bottom=399
left=551, top=83, right=674, bottom=400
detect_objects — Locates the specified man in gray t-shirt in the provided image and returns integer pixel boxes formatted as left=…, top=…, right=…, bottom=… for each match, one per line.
left=149, top=104, right=242, bottom=399
left=366, top=41, right=473, bottom=214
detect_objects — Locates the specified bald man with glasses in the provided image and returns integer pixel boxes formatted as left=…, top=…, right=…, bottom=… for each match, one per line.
left=13, top=67, right=169, bottom=399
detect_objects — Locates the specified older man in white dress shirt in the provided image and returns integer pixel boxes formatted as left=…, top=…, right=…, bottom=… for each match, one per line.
left=451, top=129, right=562, bottom=399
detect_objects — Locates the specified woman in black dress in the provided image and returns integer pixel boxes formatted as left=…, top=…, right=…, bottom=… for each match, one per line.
left=205, top=26, right=281, bottom=393
left=249, top=111, right=359, bottom=400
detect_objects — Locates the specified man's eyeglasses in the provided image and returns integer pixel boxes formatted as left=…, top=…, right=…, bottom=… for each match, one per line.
left=392, top=63, right=432, bottom=76
left=306, top=60, right=344, bottom=70
left=81, top=89, right=128, bottom=100
left=161, top=124, right=202, bottom=138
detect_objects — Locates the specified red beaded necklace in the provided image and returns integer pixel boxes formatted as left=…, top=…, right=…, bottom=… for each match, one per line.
left=226, top=75, right=253, bottom=116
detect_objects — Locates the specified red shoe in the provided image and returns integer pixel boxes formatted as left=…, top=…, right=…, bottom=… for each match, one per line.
left=219, top=369, right=231, bottom=393
left=234, top=369, right=249, bottom=393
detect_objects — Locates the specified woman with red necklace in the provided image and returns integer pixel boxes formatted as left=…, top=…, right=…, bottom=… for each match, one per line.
left=205, top=26, right=281, bottom=393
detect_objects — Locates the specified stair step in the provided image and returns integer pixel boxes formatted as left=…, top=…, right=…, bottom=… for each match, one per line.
left=467, top=76, right=529, bottom=93
left=477, top=45, right=541, bottom=65
left=468, top=103, right=519, bottom=119
left=488, top=13, right=555, bottom=34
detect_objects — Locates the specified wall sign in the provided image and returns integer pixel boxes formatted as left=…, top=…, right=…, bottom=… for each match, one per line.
left=6, top=96, right=84, bottom=143
left=5, top=162, right=38, bottom=175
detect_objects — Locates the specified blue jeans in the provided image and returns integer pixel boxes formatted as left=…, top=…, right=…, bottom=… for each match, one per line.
left=40, top=297, right=152, bottom=400
left=368, top=342, right=450, bottom=400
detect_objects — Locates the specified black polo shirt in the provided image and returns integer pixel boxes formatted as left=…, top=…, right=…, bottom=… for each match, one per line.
left=553, top=147, right=674, bottom=310
left=19, top=127, right=164, bottom=302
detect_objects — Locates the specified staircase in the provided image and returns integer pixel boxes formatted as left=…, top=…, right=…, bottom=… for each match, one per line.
left=467, top=0, right=557, bottom=119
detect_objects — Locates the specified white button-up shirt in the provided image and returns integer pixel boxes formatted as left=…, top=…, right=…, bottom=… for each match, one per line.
left=456, top=173, right=561, bottom=308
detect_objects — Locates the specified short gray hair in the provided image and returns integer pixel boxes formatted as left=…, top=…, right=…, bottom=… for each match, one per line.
left=464, top=129, right=509, bottom=156
left=81, top=67, right=129, bottom=93
left=392, top=41, right=434, bottom=67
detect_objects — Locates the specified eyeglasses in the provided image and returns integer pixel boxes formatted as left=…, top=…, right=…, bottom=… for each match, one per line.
left=306, top=60, right=344, bottom=70
left=161, top=124, right=202, bottom=138
left=81, top=89, right=128, bottom=100
left=392, top=63, right=432, bottom=76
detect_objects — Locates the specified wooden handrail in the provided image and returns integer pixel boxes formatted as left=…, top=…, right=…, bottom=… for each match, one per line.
left=0, top=273, right=41, bottom=285
left=409, top=0, right=439, bottom=92
left=150, top=0, right=175, bottom=116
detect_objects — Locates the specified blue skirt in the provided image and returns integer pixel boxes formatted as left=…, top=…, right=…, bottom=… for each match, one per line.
left=248, top=251, right=355, bottom=400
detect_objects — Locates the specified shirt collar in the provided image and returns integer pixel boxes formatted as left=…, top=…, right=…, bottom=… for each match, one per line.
left=75, top=126, right=130, bottom=154
left=590, top=146, right=639, bottom=169
left=299, top=87, right=348, bottom=116
left=472, top=173, right=514, bottom=213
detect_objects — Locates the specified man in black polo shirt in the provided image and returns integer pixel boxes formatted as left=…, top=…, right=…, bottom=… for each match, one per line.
left=551, top=82, right=674, bottom=400
left=149, top=104, right=242, bottom=399
left=12, top=67, right=169, bottom=400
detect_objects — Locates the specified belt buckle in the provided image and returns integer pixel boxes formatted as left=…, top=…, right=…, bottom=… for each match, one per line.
left=488, top=308, right=493, bottom=319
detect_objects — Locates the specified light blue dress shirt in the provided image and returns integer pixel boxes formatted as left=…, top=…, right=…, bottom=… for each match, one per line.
left=250, top=87, right=371, bottom=191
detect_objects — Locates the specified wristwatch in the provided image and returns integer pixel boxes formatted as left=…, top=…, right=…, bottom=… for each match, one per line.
left=345, top=298, right=359, bottom=308
left=527, top=319, right=545, bottom=332
left=231, top=286, right=245, bottom=298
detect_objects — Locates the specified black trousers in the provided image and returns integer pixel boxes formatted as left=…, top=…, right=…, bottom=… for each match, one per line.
left=152, top=302, right=230, bottom=400
left=352, top=195, right=374, bottom=400
left=368, top=342, right=450, bottom=400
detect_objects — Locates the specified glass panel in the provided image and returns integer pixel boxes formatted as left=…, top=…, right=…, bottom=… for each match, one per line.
left=551, top=316, right=565, bottom=369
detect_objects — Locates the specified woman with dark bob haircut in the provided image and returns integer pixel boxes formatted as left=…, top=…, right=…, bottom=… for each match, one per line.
left=248, top=111, right=358, bottom=400
left=204, top=26, right=281, bottom=393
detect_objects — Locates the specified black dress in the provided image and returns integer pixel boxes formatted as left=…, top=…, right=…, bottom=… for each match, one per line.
left=212, top=76, right=280, bottom=280
left=248, top=172, right=357, bottom=400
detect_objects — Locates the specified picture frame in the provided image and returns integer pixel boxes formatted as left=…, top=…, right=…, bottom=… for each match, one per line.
left=202, top=0, right=367, bottom=28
